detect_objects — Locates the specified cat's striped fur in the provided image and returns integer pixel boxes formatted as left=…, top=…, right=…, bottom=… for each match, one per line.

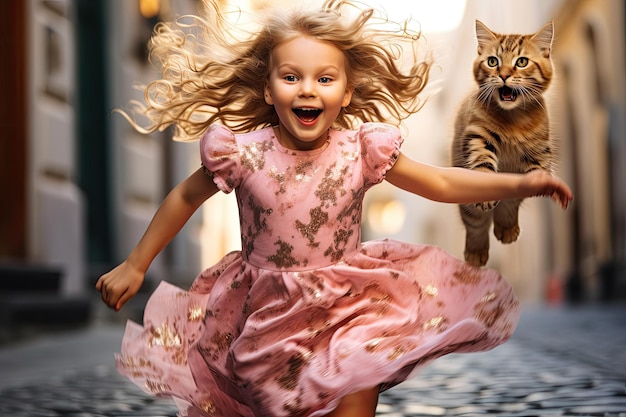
left=451, top=20, right=555, bottom=266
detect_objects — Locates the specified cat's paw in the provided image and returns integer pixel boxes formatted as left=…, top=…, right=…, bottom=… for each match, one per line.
left=475, top=200, right=499, bottom=212
left=494, top=224, right=520, bottom=243
left=464, top=249, right=489, bottom=267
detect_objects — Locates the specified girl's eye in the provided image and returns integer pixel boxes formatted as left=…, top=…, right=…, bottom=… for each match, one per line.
left=284, top=75, right=297, bottom=82
left=318, top=77, right=332, bottom=84
left=516, top=57, right=529, bottom=68
left=487, top=56, right=499, bottom=67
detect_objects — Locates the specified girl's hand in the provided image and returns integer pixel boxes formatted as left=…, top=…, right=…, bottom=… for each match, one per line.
left=95, top=261, right=145, bottom=312
left=521, top=170, right=573, bottom=209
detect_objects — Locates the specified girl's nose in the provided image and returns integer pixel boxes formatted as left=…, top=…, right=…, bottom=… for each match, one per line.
left=299, top=79, right=317, bottom=98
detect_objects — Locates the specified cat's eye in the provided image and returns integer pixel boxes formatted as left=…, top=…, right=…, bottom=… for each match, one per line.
left=487, top=56, right=499, bottom=67
left=516, top=57, right=529, bottom=67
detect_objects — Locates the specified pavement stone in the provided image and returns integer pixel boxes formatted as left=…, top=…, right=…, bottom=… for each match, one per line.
left=0, top=304, right=624, bottom=416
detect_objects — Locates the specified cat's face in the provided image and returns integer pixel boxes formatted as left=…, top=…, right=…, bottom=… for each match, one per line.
left=472, top=20, right=554, bottom=111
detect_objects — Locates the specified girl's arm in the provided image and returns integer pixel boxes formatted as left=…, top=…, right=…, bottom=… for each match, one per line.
left=96, top=168, right=219, bottom=311
left=385, top=152, right=573, bottom=208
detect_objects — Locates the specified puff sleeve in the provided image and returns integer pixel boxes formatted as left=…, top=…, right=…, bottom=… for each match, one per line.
left=359, top=122, right=404, bottom=190
left=199, top=124, right=242, bottom=193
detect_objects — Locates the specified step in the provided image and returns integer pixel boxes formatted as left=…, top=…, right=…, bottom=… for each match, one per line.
left=0, top=293, right=91, bottom=327
left=0, top=263, right=62, bottom=292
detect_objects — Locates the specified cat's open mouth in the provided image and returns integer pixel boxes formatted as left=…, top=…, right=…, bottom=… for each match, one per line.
left=499, top=86, right=518, bottom=102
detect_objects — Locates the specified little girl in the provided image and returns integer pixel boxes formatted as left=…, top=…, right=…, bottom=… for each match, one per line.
left=97, top=1, right=573, bottom=416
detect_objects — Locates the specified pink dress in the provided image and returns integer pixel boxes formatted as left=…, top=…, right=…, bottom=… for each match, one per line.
left=116, top=122, right=520, bottom=417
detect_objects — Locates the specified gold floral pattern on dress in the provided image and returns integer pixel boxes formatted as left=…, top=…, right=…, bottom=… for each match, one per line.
left=422, top=315, right=449, bottom=332
left=210, top=330, right=235, bottom=353
left=341, top=149, right=359, bottom=162
left=149, top=322, right=182, bottom=350
left=267, top=239, right=301, bottom=268
left=474, top=291, right=506, bottom=328
left=336, top=188, right=364, bottom=224
left=171, top=346, right=187, bottom=366
left=315, top=162, right=349, bottom=208
left=388, top=345, right=407, bottom=361
left=480, top=291, right=496, bottom=303
left=295, top=207, right=328, bottom=248
left=145, top=378, right=171, bottom=394
left=268, top=166, right=287, bottom=194
left=306, top=308, right=332, bottom=336
left=318, top=392, right=330, bottom=401
left=424, top=284, right=438, bottom=297
left=115, top=354, right=155, bottom=378
left=282, top=400, right=311, bottom=417
left=188, top=305, right=205, bottom=321
left=364, top=337, right=383, bottom=352
left=363, top=283, right=392, bottom=317
left=295, top=272, right=326, bottom=301
left=453, top=264, right=483, bottom=285
left=294, top=160, right=316, bottom=182
left=363, top=330, right=401, bottom=353
left=242, top=195, right=271, bottom=259
left=240, top=140, right=274, bottom=172
left=276, top=352, right=310, bottom=390
left=199, top=397, right=217, bottom=415
left=324, top=228, right=354, bottom=261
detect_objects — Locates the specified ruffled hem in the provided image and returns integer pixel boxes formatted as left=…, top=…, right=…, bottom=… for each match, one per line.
left=117, top=240, right=519, bottom=417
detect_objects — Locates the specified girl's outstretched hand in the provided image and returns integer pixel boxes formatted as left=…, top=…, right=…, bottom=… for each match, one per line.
left=521, top=170, right=573, bottom=209
left=95, top=261, right=145, bottom=312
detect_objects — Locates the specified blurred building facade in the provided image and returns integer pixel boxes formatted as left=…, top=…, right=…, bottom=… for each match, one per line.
left=1, top=0, right=624, bottom=310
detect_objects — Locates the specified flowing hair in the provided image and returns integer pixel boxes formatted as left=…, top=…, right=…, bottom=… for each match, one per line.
left=120, top=0, right=432, bottom=141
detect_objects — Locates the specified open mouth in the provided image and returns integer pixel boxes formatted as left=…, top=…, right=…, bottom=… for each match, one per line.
left=499, top=86, right=518, bottom=102
left=293, top=108, right=322, bottom=123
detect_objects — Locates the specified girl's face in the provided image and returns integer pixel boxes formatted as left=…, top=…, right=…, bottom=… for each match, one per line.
left=265, top=36, right=353, bottom=151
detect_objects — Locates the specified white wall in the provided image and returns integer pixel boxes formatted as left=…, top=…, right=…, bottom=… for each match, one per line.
left=27, top=0, right=85, bottom=295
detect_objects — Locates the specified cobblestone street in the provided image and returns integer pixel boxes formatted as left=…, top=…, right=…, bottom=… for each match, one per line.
left=1, top=305, right=624, bottom=416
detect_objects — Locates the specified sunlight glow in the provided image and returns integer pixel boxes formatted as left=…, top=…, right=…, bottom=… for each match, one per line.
left=364, top=0, right=467, bottom=33
left=225, top=1, right=466, bottom=33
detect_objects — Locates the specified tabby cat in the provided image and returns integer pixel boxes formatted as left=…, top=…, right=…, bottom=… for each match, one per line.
left=451, top=20, right=555, bottom=267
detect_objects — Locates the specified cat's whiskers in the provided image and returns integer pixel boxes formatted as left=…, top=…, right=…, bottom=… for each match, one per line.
left=518, top=84, right=546, bottom=110
left=477, top=83, right=497, bottom=106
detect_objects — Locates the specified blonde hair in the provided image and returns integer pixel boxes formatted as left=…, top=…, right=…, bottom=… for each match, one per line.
left=121, top=0, right=432, bottom=141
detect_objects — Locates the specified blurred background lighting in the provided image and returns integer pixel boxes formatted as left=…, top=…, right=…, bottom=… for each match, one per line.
left=367, top=199, right=407, bottom=235
left=139, top=0, right=160, bottom=18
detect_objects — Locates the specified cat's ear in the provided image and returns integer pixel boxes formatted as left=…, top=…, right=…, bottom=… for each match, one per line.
left=532, top=21, right=554, bottom=58
left=475, top=20, right=497, bottom=54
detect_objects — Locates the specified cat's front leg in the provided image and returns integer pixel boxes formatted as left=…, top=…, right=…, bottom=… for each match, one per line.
left=464, top=143, right=501, bottom=211
left=475, top=199, right=499, bottom=211
left=493, top=198, right=523, bottom=243
left=460, top=204, right=493, bottom=266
